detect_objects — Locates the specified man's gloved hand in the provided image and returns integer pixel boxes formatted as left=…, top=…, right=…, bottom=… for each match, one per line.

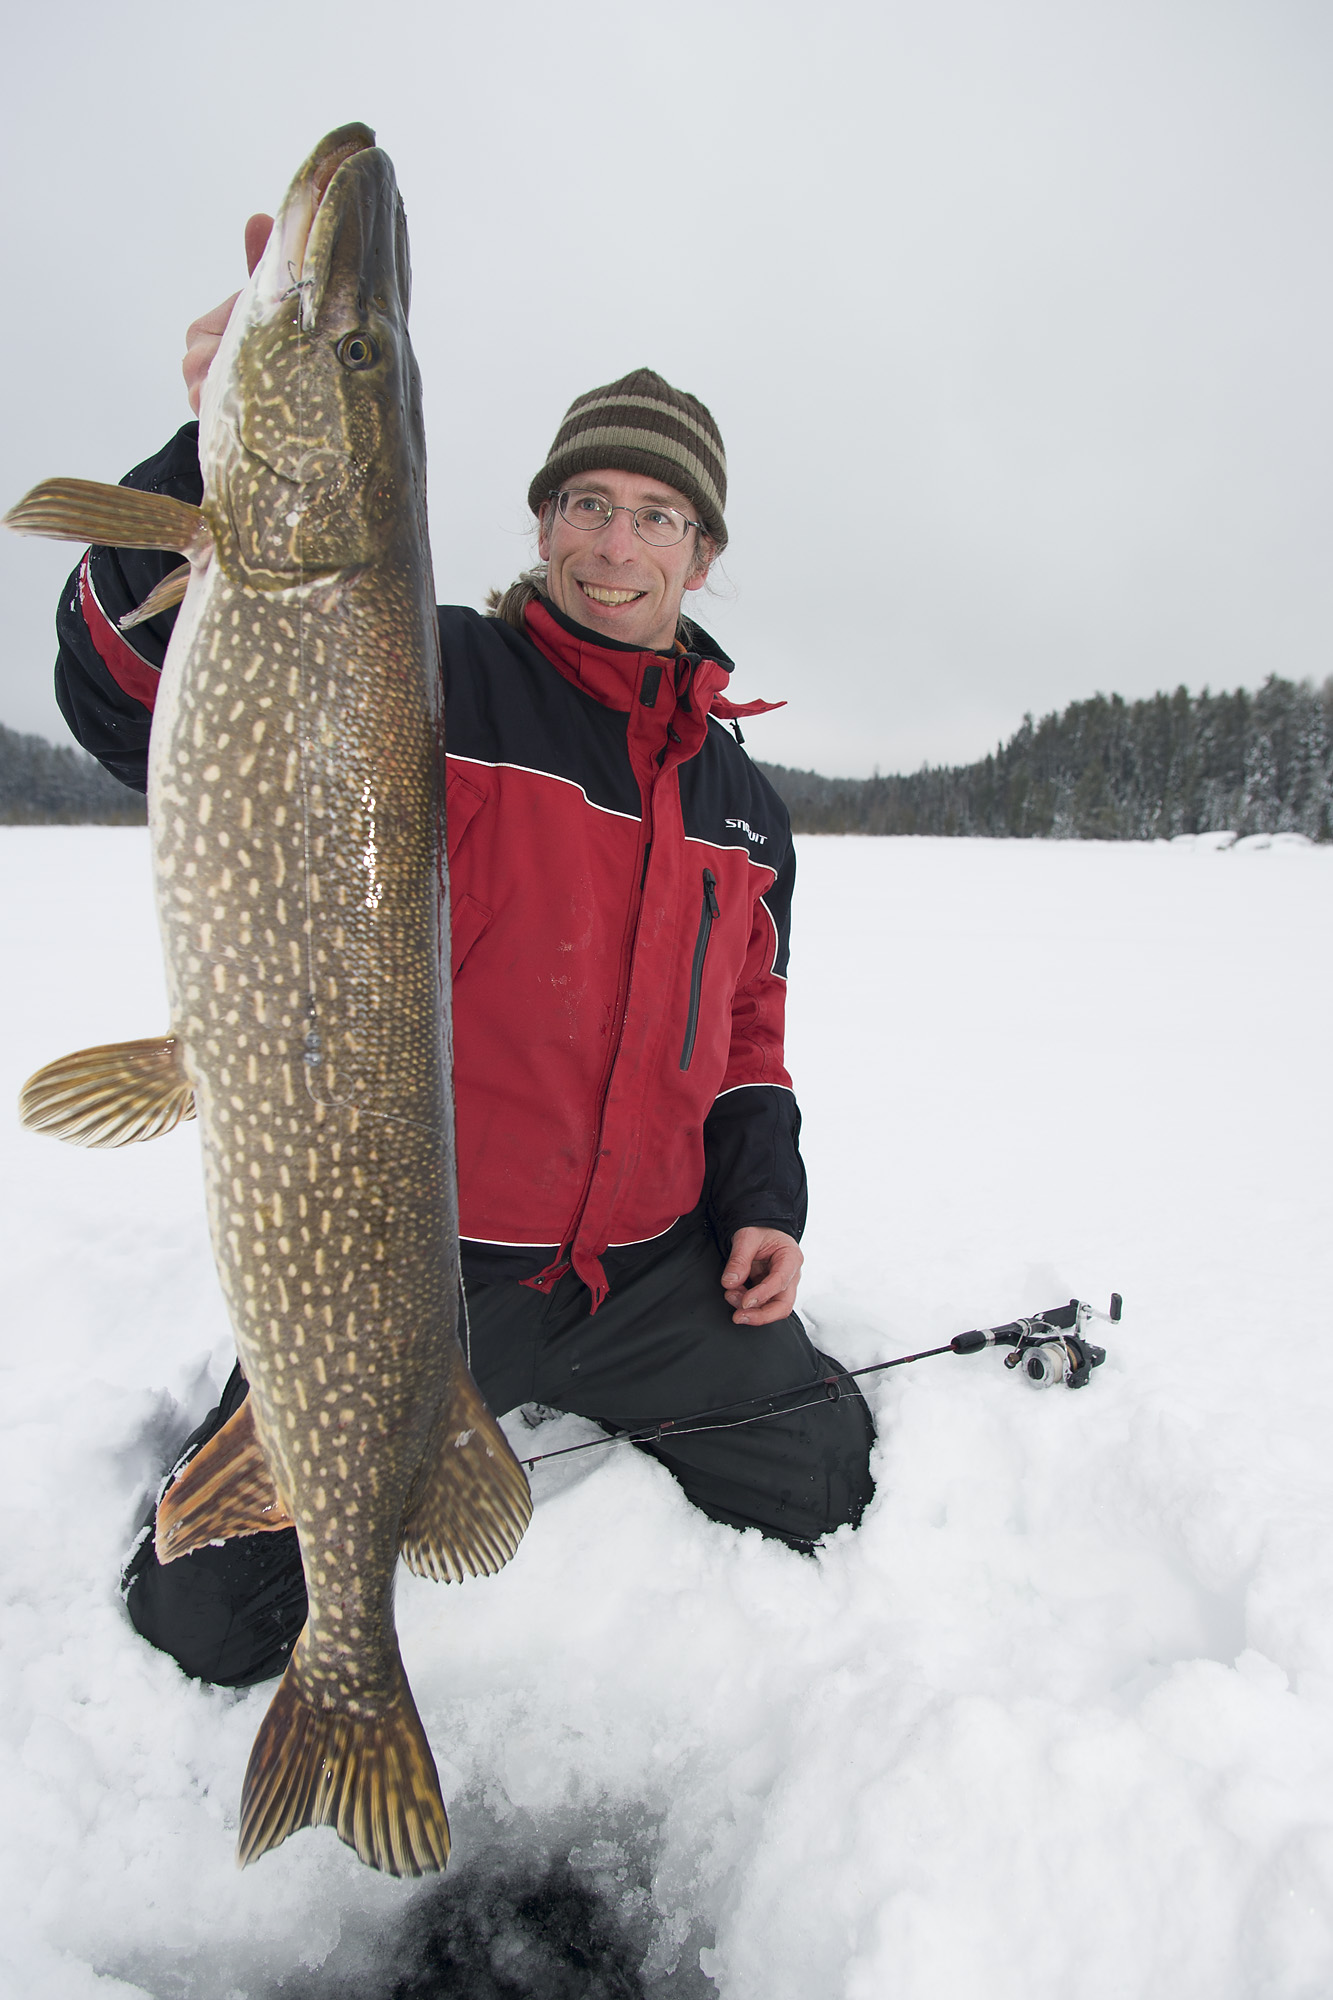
left=182, top=214, right=273, bottom=414
left=721, top=1227, right=804, bottom=1326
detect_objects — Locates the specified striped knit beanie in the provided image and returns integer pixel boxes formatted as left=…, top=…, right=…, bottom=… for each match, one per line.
left=528, top=367, right=728, bottom=550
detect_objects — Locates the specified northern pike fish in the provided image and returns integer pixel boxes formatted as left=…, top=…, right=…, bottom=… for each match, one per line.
left=6, top=124, right=531, bottom=1876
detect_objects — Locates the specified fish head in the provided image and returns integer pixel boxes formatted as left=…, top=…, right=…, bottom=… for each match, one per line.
left=201, top=124, right=424, bottom=589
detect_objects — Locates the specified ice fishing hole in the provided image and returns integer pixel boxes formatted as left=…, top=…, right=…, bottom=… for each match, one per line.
left=270, top=1829, right=716, bottom=2000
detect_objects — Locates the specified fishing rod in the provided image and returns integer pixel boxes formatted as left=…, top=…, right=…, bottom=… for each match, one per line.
left=517, top=1293, right=1124, bottom=1471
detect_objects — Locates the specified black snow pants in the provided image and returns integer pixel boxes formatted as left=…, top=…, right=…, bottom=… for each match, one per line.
left=122, top=1211, right=876, bottom=1687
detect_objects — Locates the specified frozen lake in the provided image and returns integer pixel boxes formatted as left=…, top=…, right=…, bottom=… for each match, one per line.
left=2, top=828, right=1331, bottom=1998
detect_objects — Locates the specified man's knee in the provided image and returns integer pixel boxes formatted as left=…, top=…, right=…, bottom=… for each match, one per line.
left=783, top=1372, right=876, bottom=1542
left=123, top=1523, right=307, bottom=1688
left=823, top=1378, right=877, bottom=1530
left=643, top=1363, right=876, bottom=1550
left=121, top=1364, right=307, bottom=1688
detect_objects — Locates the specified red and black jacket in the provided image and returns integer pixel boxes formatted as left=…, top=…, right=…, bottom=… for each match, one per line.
left=52, top=424, right=808, bottom=1304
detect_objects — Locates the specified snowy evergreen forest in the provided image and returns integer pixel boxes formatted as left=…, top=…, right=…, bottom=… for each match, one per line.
left=760, top=675, right=1333, bottom=839
left=0, top=723, right=146, bottom=824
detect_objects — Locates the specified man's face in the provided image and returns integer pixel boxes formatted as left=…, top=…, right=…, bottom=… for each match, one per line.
left=537, top=467, right=714, bottom=650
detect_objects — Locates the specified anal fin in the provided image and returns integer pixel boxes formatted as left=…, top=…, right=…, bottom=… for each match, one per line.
left=120, top=560, right=192, bottom=630
left=238, top=1650, right=450, bottom=1876
left=4, top=477, right=210, bottom=558
left=156, top=1396, right=294, bottom=1564
left=19, top=1036, right=195, bottom=1147
left=400, top=1346, right=533, bottom=1583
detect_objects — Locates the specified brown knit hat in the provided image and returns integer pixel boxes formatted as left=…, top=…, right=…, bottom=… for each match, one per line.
left=528, top=367, right=728, bottom=549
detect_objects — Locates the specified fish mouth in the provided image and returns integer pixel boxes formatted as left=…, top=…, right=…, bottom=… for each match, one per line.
left=256, top=123, right=378, bottom=330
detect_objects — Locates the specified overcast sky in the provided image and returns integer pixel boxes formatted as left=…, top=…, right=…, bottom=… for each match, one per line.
left=1, top=0, right=1328, bottom=776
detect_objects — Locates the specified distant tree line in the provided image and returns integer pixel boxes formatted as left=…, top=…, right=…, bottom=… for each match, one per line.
left=0, top=723, right=146, bottom=825
left=5, top=673, right=1331, bottom=839
left=758, top=676, right=1333, bottom=840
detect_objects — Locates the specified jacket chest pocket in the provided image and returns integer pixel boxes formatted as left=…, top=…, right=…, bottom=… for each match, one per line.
left=679, top=867, right=720, bottom=1070
left=445, top=765, right=486, bottom=863
left=451, top=892, right=493, bottom=977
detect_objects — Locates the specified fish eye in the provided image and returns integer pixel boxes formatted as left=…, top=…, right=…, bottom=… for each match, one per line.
left=337, top=332, right=380, bottom=370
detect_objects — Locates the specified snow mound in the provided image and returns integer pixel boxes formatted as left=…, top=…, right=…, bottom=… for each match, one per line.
left=3, top=829, right=1332, bottom=1999
left=1170, top=829, right=1314, bottom=852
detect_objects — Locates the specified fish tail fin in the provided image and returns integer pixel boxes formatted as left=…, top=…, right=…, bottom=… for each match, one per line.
left=238, top=1657, right=450, bottom=1876
left=399, top=1346, right=533, bottom=1583
left=19, top=1036, right=195, bottom=1147
left=4, top=477, right=210, bottom=558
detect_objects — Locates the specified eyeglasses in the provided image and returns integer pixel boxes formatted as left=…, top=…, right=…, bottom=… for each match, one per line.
left=552, top=489, right=703, bottom=548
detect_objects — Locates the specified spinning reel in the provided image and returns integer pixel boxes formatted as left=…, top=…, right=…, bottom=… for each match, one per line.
left=950, top=1295, right=1122, bottom=1389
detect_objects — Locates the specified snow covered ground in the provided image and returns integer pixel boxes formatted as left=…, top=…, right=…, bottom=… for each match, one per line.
left=2, top=827, right=1331, bottom=1999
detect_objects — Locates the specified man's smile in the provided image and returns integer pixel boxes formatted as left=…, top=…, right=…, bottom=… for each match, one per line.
left=578, top=582, right=647, bottom=606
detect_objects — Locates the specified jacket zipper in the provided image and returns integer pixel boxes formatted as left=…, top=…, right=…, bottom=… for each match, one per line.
left=556, top=791, right=656, bottom=1279
left=556, top=656, right=692, bottom=1283
left=679, top=868, right=719, bottom=1071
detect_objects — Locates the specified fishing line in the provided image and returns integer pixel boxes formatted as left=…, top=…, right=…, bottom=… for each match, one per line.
left=459, top=1273, right=474, bottom=1371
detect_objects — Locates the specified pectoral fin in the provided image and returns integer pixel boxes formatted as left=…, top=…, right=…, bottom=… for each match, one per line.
left=19, top=1036, right=195, bottom=1147
left=4, top=478, right=211, bottom=559
left=400, top=1347, right=533, bottom=1583
left=120, top=560, right=192, bottom=630
left=156, top=1397, right=295, bottom=1564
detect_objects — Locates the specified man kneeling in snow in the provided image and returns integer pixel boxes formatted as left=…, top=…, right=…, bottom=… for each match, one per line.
left=51, top=227, right=876, bottom=1686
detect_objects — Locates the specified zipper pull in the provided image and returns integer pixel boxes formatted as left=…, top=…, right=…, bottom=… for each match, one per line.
left=703, top=867, right=719, bottom=917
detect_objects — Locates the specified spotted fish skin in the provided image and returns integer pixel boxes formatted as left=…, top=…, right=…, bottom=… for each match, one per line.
left=8, top=126, right=531, bottom=1876
left=154, top=512, right=453, bottom=1717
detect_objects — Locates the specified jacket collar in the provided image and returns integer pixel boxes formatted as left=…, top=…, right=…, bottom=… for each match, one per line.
left=522, top=596, right=782, bottom=726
